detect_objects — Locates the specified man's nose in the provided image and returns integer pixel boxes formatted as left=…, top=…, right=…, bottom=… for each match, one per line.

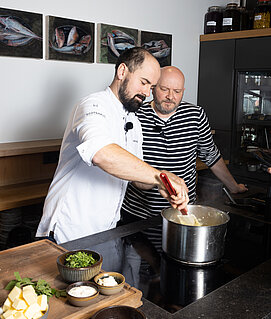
left=143, top=85, right=151, bottom=97
left=166, top=90, right=173, bottom=99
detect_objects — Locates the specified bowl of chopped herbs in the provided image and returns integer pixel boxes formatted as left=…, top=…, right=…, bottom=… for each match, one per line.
left=57, top=250, right=103, bottom=283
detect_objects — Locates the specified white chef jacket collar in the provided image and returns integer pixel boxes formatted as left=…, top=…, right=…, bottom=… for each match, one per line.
left=106, top=87, right=129, bottom=117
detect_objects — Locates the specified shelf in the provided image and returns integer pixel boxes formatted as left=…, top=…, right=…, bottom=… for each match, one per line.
left=242, top=119, right=271, bottom=125
left=200, top=28, right=271, bottom=42
left=0, top=179, right=51, bottom=211
left=0, top=139, right=62, bottom=157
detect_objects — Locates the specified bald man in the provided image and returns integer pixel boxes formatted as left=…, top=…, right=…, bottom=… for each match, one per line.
left=121, top=66, right=247, bottom=226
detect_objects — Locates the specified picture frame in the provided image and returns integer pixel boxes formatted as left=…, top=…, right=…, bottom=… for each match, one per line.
left=46, top=15, right=94, bottom=63
left=140, top=30, right=172, bottom=67
left=97, top=23, right=138, bottom=64
left=0, top=7, right=42, bottom=59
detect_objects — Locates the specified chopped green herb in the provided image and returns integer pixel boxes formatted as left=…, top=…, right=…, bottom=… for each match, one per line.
left=65, top=251, right=97, bottom=268
left=5, top=272, right=66, bottom=299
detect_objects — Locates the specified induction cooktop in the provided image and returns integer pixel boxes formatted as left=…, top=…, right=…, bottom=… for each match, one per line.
left=89, top=213, right=267, bottom=314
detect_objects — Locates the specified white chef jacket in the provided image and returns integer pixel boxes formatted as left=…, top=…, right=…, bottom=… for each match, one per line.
left=36, top=88, right=143, bottom=244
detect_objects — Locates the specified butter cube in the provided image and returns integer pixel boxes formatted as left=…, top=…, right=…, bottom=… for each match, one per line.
left=36, top=295, right=47, bottom=312
left=23, top=303, right=40, bottom=319
left=22, top=286, right=35, bottom=294
left=13, top=312, right=26, bottom=319
left=8, top=287, right=22, bottom=302
left=12, top=298, right=27, bottom=311
left=22, top=287, right=37, bottom=306
left=3, top=298, right=12, bottom=312
left=32, top=311, right=43, bottom=319
left=2, top=309, right=15, bottom=319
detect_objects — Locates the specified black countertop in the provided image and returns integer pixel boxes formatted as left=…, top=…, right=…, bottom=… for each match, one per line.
left=61, top=180, right=271, bottom=319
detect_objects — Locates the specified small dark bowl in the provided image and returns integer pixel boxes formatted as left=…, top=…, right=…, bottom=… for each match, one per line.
left=57, top=250, right=103, bottom=283
left=91, top=305, right=146, bottom=319
left=93, top=271, right=125, bottom=295
left=66, top=281, right=99, bottom=307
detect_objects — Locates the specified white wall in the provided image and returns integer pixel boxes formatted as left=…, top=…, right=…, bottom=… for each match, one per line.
left=0, top=0, right=228, bottom=143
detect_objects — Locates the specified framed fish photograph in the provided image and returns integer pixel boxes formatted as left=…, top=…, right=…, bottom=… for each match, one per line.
left=140, top=31, right=172, bottom=67
left=46, top=16, right=94, bottom=63
left=0, top=7, right=42, bottom=59
left=97, top=23, right=139, bottom=64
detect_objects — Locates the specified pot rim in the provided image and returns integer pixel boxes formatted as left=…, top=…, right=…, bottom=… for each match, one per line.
left=161, top=204, right=230, bottom=227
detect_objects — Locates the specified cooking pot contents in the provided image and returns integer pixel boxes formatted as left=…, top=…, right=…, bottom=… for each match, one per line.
left=97, top=275, right=118, bottom=286
left=161, top=205, right=230, bottom=264
left=169, top=211, right=202, bottom=226
left=68, top=285, right=97, bottom=297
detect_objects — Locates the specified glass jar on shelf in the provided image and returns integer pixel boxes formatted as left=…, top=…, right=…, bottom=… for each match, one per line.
left=239, top=6, right=250, bottom=30
left=204, top=6, right=223, bottom=34
left=222, top=3, right=241, bottom=32
left=253, top=0, right=271, bottom=29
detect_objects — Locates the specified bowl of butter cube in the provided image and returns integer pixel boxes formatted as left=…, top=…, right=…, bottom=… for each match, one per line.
left=0, top=284, right=49, bottom=319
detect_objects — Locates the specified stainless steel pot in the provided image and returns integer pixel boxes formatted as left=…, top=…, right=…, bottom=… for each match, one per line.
left=161, top=205, right=230, bottom=265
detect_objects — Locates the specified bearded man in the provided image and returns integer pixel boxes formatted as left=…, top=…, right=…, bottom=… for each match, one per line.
left=36, top=49, right=189, bottom=244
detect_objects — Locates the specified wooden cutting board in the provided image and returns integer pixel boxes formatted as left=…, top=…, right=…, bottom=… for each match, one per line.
left=0, top=240, right=143, bottom=318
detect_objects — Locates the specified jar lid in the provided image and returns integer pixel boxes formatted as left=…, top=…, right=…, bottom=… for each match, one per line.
left=226, top=2, right=239, bottom=7
left=208, top=6, right=222, bottom=12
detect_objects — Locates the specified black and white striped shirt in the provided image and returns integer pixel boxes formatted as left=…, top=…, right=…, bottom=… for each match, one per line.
left=121, top=101, right=221, bottom=220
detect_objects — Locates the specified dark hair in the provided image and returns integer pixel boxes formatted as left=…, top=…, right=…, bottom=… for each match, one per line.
left=115, top=47, right=152, bottom=75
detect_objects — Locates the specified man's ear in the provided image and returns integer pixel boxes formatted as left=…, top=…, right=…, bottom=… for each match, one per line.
left=116, top=63, right=128, bottom=80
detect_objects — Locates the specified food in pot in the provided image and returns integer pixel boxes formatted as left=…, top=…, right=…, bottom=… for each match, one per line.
left=1, top=285, right=48, bottom=319
left=68, top=285, right=97, bottom=298
left=97, top=275, right=118, bottom=286
left=169, top=214, right=202, bottom=226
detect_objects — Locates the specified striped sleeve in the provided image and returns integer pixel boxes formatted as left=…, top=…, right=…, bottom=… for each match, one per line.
left=197, top=107, right=221, bottom=167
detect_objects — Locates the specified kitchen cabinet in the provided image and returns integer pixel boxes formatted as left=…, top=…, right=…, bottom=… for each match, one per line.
left=198, top=29, right=271, bottom=174
left=235, top=36, right=271, bottom=69
left=198, top=39, right=235, bottom=159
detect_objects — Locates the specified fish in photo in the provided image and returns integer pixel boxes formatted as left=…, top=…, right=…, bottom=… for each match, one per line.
left=105, top=29, right=135, bottom=57
left=51, top=25, right=91, bottom=55
left=55, top=27, right=65, bottom=48
left=50, top=33, right=91, bottom=55
left=142, top=39, right=171, bottom=59
left=0, top=15, right=41, bottom=47
left=67, top=26, right=79, bottom=46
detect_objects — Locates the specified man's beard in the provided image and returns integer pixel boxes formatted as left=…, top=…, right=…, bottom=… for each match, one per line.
left=153, top=94, right=180, bottom=115
left=119, top=78, right=146, bottom=112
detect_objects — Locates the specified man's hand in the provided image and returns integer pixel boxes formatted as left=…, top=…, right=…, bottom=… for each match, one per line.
left=158, top=170, right=189, bottom=211
left=229, top=183, right=248, bottom=194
